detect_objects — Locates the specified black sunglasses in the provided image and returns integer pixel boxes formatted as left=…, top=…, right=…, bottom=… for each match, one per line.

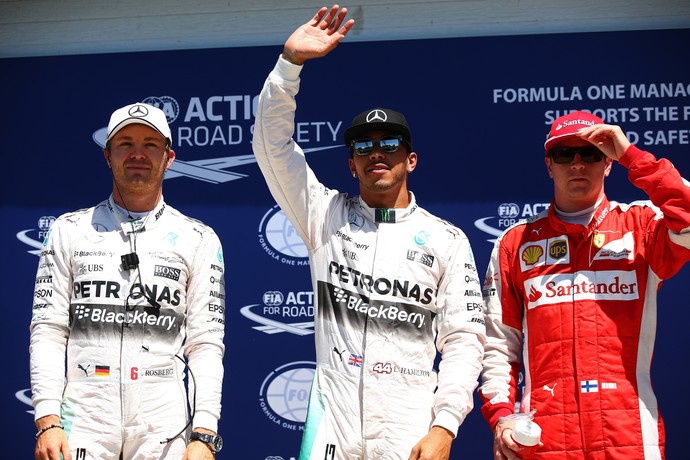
left=548, top=146, right=605, bottom=164
left=350, top=135, right=407, bottom=156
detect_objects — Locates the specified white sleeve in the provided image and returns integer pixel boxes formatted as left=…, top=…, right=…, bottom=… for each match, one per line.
left=252, top=55, right=333, bottom=250
left=433, top=232, right=486, bottom=435
left=29, top=216, right=72, bottom=421
left=184, top=226, right=226, bottom=432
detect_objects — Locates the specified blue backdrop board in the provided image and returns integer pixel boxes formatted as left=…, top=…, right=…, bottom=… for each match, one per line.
left=2, top=28, right=689, bottom=459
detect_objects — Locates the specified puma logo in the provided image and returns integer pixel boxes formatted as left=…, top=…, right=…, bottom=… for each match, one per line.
left=332, top=347, right=346, bottom=360
left=78, top=364, right=90, bottom=376
left=543, top=382, right=557, bottom=397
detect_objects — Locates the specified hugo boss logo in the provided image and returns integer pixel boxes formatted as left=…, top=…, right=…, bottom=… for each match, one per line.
left=154, top=264, right=181, bottom=281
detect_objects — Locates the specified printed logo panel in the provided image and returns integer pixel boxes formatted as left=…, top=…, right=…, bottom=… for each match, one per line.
left=524, top=270, right=639, bottom=309
left=519, top=237, right=570, bottom=272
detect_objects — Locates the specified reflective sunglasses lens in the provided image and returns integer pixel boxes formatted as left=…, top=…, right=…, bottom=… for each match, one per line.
left=352, top=137, right=403, bottom=155
left=353, top=141, right=374, bottom=156
left=379, top=137, right=401, bottom=153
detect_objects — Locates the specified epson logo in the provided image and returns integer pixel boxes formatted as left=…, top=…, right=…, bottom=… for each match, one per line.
left=209, top=303, right=224, bottom=314
left=154, top=265, right=181, bottom=281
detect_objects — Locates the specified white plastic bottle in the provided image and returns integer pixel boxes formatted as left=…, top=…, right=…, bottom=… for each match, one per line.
left=511, top=418, right=541, bottom=459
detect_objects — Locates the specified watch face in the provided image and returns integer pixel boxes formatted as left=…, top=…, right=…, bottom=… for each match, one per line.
left=192, top=432, right=223, bottom=452
left=213, top=435, right=223, bottom=452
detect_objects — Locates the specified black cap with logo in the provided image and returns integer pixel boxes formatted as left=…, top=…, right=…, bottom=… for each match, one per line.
left=343, top=108, right=412, bottom=147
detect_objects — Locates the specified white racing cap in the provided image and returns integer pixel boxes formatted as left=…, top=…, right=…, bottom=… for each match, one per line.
left=106, top=102, right=172, bottom=144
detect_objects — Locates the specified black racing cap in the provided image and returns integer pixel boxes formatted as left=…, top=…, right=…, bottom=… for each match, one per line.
left=343, top=108, right=412, bottom=147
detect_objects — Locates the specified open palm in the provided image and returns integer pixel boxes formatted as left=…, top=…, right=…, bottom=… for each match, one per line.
left=283, top=5, right=355, bottom=65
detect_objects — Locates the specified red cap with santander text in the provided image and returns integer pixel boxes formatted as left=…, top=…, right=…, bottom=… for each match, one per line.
left=544, top=111, right=604, bottom=154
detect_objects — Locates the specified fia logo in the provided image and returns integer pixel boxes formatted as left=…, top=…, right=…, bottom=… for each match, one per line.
left=17, top=216, right=56, bottom=256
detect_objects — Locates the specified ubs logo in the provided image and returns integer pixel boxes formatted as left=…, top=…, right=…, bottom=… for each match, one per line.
left=79, top=264, right=104, bottom=274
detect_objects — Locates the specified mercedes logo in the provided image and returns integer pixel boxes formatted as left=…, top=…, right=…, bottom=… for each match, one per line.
left=128, top=104, right=149, bottom=118
left=366, top=109, right=387, bottom=123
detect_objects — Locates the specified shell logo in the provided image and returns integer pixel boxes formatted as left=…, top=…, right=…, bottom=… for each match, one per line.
left=521, top=245, right=544, bottom=265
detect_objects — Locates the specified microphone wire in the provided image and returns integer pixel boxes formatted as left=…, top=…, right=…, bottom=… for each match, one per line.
left=111, top=158, right=194, bottom=444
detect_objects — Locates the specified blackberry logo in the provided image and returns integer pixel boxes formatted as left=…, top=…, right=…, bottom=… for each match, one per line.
left=74, top=304, right=91, bottom=319
left=333, top=287, right=350, bottom=303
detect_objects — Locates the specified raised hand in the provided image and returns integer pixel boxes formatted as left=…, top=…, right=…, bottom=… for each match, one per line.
left=577, top=124, right=632, bottom=161
left=282, top=5, right=355, bottom=65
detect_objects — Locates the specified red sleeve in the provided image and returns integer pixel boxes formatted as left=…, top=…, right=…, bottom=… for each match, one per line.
left=620, top=145, right=690, bottom=279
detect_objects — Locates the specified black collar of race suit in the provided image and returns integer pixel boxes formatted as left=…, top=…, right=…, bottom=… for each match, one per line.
left=358, top=192, right=418, bottom=224
left=374, top=208, right=397, bottom=223
left=364, top=191, right=418, bottom=224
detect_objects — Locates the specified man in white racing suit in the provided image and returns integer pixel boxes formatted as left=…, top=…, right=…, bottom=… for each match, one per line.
left=30, top=102, right=225, bottom=460
left=252, top=6, right=486, bottom=460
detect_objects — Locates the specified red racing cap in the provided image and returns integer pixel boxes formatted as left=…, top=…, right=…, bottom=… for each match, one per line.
left=544, top=111, right=604, bottom=154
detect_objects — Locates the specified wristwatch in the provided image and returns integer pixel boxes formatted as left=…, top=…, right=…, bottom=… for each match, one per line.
left=190, top=431, right=223, bottom=453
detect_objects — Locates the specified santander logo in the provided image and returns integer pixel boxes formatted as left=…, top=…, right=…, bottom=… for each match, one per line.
left=525, top=270, right=638, bottom=309
left=559, top=119, right=596, bottom=130
left=528, top=285, right=542, bottom=303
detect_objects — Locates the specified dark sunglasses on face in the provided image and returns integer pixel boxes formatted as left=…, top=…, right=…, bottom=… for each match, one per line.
left=548, top=146, right=605, bottom=164
left=350, top=135, right=406, bottom=156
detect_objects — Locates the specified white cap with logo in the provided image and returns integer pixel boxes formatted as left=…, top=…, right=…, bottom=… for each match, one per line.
left=106, top=102, right=172, bottom=144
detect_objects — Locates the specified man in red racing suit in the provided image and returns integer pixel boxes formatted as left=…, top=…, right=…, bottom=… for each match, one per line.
left=479, top=111, right=690, bottom=459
